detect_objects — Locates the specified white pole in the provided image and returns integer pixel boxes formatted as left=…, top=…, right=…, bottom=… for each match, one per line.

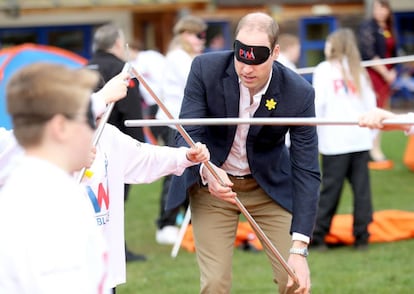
left=171, top=207, right=192, bottom=258
left=124, top=117, right=414, bottom=127
left=296, top=55, right=414, bottom=75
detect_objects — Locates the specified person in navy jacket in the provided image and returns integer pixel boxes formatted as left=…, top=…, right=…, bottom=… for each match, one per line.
left=166, top=12, right=320, bottom=294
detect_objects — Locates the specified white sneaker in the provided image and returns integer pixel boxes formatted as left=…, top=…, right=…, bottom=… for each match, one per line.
left=156, top=225, right=179, bottom=245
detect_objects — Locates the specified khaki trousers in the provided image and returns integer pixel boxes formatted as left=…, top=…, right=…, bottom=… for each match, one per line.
left=189, top=177, right=294, bottom=294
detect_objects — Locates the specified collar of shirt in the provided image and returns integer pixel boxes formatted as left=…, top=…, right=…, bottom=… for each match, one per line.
left=222, top=69, right=273, bottom=176
left=238, top=69, right=273, bottom=103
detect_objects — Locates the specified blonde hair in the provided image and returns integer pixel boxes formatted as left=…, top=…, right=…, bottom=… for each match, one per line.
left=326, top=28, right=366, bottom=95
left=7, top=62, right=98, bottom=147
left=173, top=15, right=207, bottom=35
left=168, top=34, right=196, bottom=56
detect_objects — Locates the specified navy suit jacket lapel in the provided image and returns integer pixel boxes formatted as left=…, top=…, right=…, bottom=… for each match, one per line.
left=223, top=60, right=240, bottom=119
left=221, top=60, right=240, bottom=142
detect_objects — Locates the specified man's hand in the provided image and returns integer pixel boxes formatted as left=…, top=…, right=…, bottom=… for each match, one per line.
left=201, top=164, right=237, bottom=204
left=286, top=254, right=311, bottom=294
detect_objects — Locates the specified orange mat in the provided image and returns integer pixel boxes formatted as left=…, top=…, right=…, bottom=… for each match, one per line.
left=180, top=210, right=414, bottom=252
left=325, top=209, right=414, bottom=245
left=181, top=222, right=263, bottom=253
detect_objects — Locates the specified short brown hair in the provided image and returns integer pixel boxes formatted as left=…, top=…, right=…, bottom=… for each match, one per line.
left=278, top=34, right=300, bottom=52
left=92, top=23, right=123, bottom=52
left=7, top=62, right=98, bottom=147
left=235, top=12, right=279, bottom=50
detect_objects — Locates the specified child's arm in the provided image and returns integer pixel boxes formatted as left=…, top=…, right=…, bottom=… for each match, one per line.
left=91, top=71, right=130, bottom=117
left=104, top=123, right=209, bottom=184
left=359, top=108, right=413, bottom=132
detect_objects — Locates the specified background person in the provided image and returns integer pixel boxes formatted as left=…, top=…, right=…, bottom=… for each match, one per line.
left=276, top=33, right=301, bottom=147
left=311, top=28, right=377, bottom=251
left=277, top=33, right=301, bottom=72
left=167, top=12, right=320, bottom=294
left=88, top=23, right=146, bottom=262
left=358, top=0, right=397, bottom=168
left=128, top=39, right=165, bottom=123
left=154, top=15, right=207, bottom=245
left=204, top=26, right=226, bottom=52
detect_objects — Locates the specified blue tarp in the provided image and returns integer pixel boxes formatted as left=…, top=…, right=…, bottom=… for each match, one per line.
left=0, top=44, right=86, bottom=130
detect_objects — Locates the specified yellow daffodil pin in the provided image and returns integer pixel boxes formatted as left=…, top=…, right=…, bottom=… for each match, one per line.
left=265, top=98, right=277, bottom=110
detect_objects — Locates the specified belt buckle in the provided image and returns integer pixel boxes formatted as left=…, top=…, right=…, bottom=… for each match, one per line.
left=229, top=174, right=251, bottom=180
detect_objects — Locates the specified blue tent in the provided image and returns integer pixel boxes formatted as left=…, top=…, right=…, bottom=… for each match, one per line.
left=0, top=43, right=86, bottom=130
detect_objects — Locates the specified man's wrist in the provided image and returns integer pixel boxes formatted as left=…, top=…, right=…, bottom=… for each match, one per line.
left=290, top=233, right=309, bottom=257
left=289, top=247, right=309, bottom=257
left=292, top=232, right=310, bottom=245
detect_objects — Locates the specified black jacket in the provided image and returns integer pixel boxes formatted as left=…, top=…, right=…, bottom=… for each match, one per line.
left=88, top=50, right=144, bottom=141
left=358, top=19, right=397, bottom=61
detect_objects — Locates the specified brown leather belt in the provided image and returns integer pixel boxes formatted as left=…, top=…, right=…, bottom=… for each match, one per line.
left=227, top=174, right=257, bottom=192
left=227, top=174, right=253, bottom=180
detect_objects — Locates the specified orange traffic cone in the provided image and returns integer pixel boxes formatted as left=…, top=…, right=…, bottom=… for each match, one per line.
left=403, top=135, right=414, bottom=172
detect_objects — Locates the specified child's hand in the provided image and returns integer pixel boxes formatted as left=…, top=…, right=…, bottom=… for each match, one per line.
left=186, top=142, right=210, bottom=163
left=96, top=72, right=130, bottom=104
left=86, top=146, right=97, bottom=168
left=359, top=107, right=392, bottom=129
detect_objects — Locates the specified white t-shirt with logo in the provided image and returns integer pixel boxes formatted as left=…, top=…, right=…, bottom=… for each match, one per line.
left=0, top=156, right=109, bottom=294
left=81, top=123, right=196, bottom=288
left=313, top=60, right=377, bottom=155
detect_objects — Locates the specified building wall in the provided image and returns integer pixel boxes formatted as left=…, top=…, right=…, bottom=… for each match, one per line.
left=385, top=0, right=413, bottom=11
left=0, top=11, right=134, bottom=41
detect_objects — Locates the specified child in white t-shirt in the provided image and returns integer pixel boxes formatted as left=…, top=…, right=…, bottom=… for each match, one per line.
left=0, top=62, right=109, bottom=294
left=82, top=121, right=208, bottom=290
left=0, top=64, right=210, bottom=293
left=312, top=28, right=377, bottom=250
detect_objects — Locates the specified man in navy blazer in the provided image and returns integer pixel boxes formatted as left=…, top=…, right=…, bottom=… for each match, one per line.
left=167, top=12, right=320, bottom=294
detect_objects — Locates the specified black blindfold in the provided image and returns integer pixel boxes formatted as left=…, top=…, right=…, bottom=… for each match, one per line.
left=234, top=40, right=271, bottom=65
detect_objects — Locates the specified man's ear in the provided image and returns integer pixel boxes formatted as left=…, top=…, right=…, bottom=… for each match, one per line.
left=272, top=44, right=280, bottom=61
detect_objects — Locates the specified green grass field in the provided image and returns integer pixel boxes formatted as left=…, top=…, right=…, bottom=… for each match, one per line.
left=118, top=130, right=414, bottom=294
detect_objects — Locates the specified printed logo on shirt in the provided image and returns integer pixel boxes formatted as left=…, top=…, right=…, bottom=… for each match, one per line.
left=82, top=149, right=111, bottom=226
left=333, top=79, right=356, bottom=95
left=87, top=184, right=110, bottom=226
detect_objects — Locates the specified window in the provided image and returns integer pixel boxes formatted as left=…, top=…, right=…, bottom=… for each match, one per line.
left=0, top=25, right=95, bottom=59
